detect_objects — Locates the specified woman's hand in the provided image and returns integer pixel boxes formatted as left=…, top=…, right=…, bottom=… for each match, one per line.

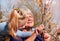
left=36, top=24, right=51, bottom=41
left=43, top=31, right=51, bottom=41
left=25, top=24, right=45, bottom=41
left=36, top=24, right=45, bottom=34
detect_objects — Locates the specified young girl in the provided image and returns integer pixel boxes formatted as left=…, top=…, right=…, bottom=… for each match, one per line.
left=0, top=8, right=27, bottom=41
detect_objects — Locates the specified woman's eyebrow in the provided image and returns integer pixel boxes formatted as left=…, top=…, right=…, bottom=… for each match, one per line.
left=29, top=16, right=33, bottom=18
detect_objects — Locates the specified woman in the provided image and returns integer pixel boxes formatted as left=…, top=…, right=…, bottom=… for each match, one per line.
left=11, top=6, right=51, bottom=41
left=0, top=8, right=27, bottom=41
left=24, top=8, right=51, bottom=41
left=19, top=8, right=43, bottom=41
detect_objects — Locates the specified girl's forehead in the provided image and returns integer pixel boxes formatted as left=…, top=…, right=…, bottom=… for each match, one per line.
left=14, top=10, right=20, bottom=18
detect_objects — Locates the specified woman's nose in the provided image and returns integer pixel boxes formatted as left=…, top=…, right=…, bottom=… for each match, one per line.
left=28, top=19, right=31, bottom=21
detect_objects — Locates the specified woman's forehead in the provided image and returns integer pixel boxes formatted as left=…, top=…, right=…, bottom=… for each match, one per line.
left=26, top=14, right=33, bottom=17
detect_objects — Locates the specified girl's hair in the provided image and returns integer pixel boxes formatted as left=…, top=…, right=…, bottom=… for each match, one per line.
left=8, top=8, right=26, bottom=38
left=8, top=6, right=33, bottom=38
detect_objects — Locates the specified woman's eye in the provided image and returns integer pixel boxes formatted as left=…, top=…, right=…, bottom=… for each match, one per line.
left=29, top=16, right=33, bottom=18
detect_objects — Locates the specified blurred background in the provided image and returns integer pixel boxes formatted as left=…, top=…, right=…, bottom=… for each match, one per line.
left=0, top=0, right=60, bottom=41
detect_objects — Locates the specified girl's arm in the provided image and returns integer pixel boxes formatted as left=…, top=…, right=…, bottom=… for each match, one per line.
left=0, top=22, right=7, bottom=31
left=16, top=30, right=33, bottom=37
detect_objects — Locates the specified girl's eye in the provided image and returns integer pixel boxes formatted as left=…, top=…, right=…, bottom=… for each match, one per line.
left=17, top=11, right=19, bottom=13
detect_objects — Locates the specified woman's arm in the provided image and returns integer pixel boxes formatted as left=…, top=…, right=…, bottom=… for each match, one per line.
left=25, top=30, right=39, bottom=41
left=25, top=24, right=45, bottom=41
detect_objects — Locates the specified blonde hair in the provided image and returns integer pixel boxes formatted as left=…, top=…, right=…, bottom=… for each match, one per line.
left=8, top=6, right=33, bottom=38
left=19, top=6, right=34, bottom=17
left=8, top=8, right=26, bottom=38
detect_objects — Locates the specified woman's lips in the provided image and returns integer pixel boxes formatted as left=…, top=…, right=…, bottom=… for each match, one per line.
left=27, top=22, right=32, bottom=24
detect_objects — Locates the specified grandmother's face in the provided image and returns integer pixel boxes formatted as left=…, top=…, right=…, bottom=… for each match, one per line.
left=25, top=14, right=34, bottom=27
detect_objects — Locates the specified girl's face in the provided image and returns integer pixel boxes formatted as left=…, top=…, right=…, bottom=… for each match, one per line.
left=25, top=14, right=34, bottom=27
left=14, top=10, right=26, bottom=29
